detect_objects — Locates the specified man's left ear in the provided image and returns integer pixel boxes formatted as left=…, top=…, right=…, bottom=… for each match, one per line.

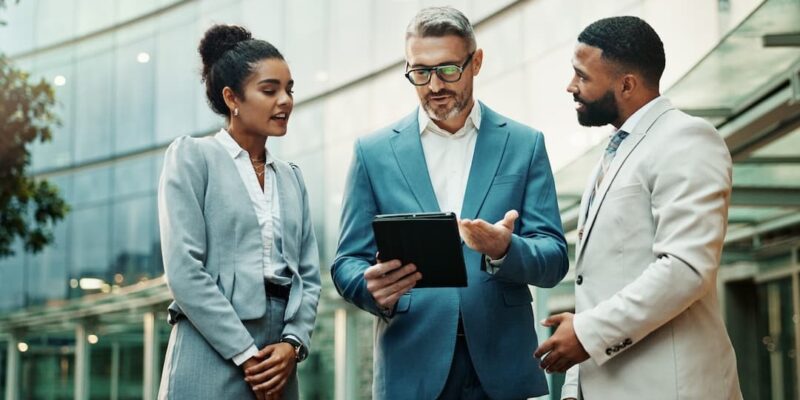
left=472, top=48, right=484, bottom=76
left=619, top=74, right=638, bottom=99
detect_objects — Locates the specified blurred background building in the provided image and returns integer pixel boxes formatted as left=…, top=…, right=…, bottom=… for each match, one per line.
left=0, top=0, right=798, bottom=399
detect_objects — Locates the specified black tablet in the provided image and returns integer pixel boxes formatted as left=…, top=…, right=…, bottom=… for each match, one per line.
left=372, top=212, right=467, bottom=288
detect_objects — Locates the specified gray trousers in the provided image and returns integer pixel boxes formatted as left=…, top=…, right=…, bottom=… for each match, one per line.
left=158, top=295, right=299, bottom=399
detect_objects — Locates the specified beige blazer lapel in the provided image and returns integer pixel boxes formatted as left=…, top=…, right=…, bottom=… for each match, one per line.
left=577, top=98, right=675, bottom=265
left=576, top=161, right=601, bottom=259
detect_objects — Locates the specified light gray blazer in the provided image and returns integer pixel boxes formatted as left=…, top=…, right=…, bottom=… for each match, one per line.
left=158, top=135, right=321, bottom=361
left=562, top=98, right=741, bottom=399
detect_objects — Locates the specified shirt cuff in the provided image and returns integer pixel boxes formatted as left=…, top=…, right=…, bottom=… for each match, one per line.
left=281, top=334, right=302, bottom=346
left=484, top=253, right=507, bottom=274
left=232, top=344, right=259, bottom=366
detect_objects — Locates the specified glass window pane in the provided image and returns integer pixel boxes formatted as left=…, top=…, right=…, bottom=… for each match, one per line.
left=0, top=0, right=36, bottom=55
left=114, top=156, right=156, bottom=199
left=26, top=211, right=70, bottom=306
left=29, top=48, right=75, bottom=171
left=34, top=0, right=76, bottom=49
left=0, top=243, right=25, bottom=311
left=154, top=17, right=197, bottom=144
left=73, top=167, right=112, bottom=206
left=74, top=37, right=114, bottom=162
left=114, top=34, right=156, bottom=154
left=111, top=195, right=157, bottom=286
left=76, top=0, right=114, bottom=36
left=70, top=205, right=111, bottom=287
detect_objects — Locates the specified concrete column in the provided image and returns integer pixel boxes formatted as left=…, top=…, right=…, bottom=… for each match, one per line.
left=143, top=312, right=159, bottom=400
left=110, top=341, right=120, bottom=400
left=74, top=324, right=89, bottom=400
left=334, top=307, right=360, bottom=400
left=5, top=336, right=19, bottom=400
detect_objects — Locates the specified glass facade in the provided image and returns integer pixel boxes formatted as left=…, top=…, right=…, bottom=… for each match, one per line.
left=0, top=0, right=798, bottom=399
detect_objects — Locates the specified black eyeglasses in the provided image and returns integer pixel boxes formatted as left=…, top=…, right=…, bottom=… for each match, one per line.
left=404, top=52, right=474, bottom=86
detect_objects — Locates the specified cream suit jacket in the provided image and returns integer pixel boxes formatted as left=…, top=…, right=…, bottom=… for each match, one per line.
left=561, top=97, right=742, bottom=400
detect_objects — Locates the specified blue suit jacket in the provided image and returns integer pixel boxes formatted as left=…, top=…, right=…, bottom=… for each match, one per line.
left=332, top=103, right=568, bottom=399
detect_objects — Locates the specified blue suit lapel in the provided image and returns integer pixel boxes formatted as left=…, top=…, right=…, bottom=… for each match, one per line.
left=390, top=109, right=440, bottom=212
left=461, top=102, right=509, bottom=219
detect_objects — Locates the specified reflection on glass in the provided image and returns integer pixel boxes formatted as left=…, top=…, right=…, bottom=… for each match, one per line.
left=111, top=195, right=159, bottom=286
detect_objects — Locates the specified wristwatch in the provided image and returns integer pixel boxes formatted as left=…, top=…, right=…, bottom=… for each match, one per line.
left=280, top=336, right=308, bottom=362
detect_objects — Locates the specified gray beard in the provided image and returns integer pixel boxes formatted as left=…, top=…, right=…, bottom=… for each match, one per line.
left=425, top=103, right=462, bottom=121
left=423, top=89, right=472, bottom=121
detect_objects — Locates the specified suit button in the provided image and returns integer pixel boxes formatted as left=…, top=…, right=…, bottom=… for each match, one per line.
left=576, top=275, right=583, bottom=285
left=605, top=348, right=612, bottom=356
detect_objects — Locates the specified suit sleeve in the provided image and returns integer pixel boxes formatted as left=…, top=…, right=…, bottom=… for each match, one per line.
left=572, top=120, right=732, bottom=366
left=331, top=140, right=388, bottom=318
left=158, top=137, right=255, bottom=361
left=281, top=165, right=322, bottom=352
left=491, top=131, right=569, bottom=287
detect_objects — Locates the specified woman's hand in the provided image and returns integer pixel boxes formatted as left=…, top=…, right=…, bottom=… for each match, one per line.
left=244, top=342, right=297, bottom=397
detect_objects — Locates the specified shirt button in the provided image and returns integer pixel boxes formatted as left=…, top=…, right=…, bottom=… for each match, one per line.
left=576, top=275, right=583, bottom=285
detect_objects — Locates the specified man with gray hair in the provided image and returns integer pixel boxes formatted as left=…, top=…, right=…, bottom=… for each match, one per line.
left=332, top=6, right=568, bottom=399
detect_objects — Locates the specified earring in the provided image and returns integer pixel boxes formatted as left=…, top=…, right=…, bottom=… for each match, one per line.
left=233, top=108, right=239, bottom=117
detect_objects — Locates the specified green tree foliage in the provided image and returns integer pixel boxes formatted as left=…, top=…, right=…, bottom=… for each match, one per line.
left=0, top=52, right=69, bottom=258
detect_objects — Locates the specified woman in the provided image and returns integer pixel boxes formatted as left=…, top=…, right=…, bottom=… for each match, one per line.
left=157, top=24, right=320, bottom=400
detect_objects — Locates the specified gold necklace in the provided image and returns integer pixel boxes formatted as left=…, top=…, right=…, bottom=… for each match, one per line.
left=250, top=158, right=266, bottom=178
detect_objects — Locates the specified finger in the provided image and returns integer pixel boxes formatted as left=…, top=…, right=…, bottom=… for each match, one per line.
left=253, top=370, right=287, bottom=391
left=549, top=357, right=574, bottom=374
left=534, top=339, right=554, bottom=359
left=373, top=271, right=421, bottom=301
left=367, top=264, right=418, bottom=295
left=364, top=259, right=402, bottom=279
left=246, top=354, right=283, bottom=376
left=383, top=263, right=418, bottom=284
left=256, top=345, right=277, bottom=359
left=267, top=377, right=289, bottom=396
left=539, top=349, right=559, bottom=371
left=248, top=366, right=281, bottom=386
left=541, top=313, right=564, bottom=327
left=379, top=278, right=419, bottom=307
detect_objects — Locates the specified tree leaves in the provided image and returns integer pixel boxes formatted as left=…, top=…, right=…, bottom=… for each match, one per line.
left=0, top=52, right=69, bottom=258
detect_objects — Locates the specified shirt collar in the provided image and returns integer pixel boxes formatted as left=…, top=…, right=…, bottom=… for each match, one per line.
left=618, top=95, right=662, bottom=135
left=417, top=100, right=482, bottom=137
left=215, top=128, right=274, bottom=164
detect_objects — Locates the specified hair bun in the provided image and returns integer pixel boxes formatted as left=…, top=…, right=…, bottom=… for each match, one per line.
left=198, top=24, right=252, bottom=81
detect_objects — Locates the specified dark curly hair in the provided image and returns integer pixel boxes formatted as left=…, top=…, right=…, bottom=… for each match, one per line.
left=578, top=16, right=665, bottom=88
left=198, top=24, right=284, bottom=116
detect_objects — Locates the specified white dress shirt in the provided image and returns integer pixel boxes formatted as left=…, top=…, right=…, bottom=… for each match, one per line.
left=619, top=96, right=661, bottom=136
left=215, top=129, right=292, bottom=365
left=418, top=103, right=481, bottom=217
left=417, top=103, right=506, bottom=271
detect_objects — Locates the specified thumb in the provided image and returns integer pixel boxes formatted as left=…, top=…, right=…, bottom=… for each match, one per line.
left=540, top=313, right=564, bottom=327
left=497, top=210, right=519, bottom=230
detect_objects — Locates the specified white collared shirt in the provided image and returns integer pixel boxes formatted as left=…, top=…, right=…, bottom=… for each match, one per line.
left=215, top=129, right=296, bottom=366
left=416, top=102, right=505, bottom=270
left=214, top=129, right=291, bottom=286
left=417, top=102, right=481, bottom=217
left=618, top=95, right=662, bottom=135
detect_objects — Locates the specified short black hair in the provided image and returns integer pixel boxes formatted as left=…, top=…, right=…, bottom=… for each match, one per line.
left=198, top=24, right=284, bottom=116
left=578, top=16, right=665, bottom=87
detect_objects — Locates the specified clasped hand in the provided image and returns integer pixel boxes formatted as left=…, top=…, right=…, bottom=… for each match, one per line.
left=243, top=342, right=296, bottom=400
